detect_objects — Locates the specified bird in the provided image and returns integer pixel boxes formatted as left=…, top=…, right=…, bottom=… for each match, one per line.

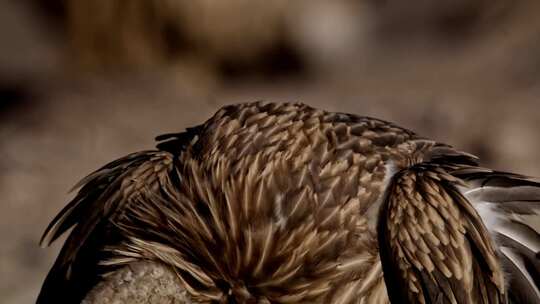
left=36, top=101, right=540, bottom=304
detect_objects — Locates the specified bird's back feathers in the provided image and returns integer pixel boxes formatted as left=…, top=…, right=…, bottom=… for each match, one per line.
left=37, top=102, right=540, bottom=304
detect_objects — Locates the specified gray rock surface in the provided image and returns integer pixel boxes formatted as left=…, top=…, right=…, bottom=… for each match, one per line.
left=82, top=262, right=193, bottom=304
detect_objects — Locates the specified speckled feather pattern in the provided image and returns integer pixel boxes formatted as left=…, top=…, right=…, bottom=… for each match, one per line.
left=37, top=102, right=540, bottom=304
left=111, top=102, right=419, bottom=303
left=381, top=165, right=505, bottom=304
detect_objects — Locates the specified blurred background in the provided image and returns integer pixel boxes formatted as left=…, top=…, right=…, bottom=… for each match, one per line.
left=1, top=0, right=540, bottom=302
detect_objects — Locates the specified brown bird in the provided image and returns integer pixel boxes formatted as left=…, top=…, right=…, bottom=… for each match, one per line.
left=37, top=102, right=540, bottom=304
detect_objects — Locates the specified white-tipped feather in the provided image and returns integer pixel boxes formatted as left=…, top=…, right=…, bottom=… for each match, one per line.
left=500, top=246, right=540, bottom=304
left=469, top=201, right=503, bottom=233
left=460, top=172, right=540, bottom=304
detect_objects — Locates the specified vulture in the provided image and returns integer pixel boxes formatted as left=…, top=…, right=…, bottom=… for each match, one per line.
left=37, top=102, right=540, bottom=304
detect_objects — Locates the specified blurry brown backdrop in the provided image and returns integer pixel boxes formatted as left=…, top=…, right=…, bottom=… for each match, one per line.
left=1, top=0, right=540, bottom=302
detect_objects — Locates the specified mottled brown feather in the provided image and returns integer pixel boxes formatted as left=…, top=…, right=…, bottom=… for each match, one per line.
left=37, top=102, right=540, bottom=304
left=379, top=163, right=506, bottom=304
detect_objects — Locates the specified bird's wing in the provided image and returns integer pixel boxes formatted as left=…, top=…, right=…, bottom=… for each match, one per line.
left=378, top=162, right=507, bottom=304
left=455, top=168, right=540, bottom=304
left=36, top=127, right=199, bottom=303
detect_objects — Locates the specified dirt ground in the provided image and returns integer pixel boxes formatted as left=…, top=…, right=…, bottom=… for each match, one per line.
left=1, top=1, right=540, bottom=303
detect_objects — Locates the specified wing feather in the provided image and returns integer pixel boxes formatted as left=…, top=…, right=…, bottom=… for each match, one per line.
left=379, top=163, right=506, bottom=304
left=455, top=168, right=540, bottom=304
left=37, top=148, right=180, bottom=303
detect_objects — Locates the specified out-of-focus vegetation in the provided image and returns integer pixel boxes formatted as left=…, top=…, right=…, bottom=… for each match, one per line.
left=1, top=1, right=540, bottom=302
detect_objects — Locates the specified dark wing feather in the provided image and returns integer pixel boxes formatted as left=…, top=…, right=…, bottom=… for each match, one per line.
left=379, top=163, right=506, bottom=304
left=39, top=151, right=150, bottom=247
left=36, top=126, right=198, bottom=304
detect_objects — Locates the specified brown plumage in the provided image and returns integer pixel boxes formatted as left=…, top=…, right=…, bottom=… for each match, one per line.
left=37, top=102, right=540, bottom=303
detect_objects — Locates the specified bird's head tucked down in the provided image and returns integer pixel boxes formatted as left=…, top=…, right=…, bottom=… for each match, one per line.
left=37, top=102, right=540, bottom=304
